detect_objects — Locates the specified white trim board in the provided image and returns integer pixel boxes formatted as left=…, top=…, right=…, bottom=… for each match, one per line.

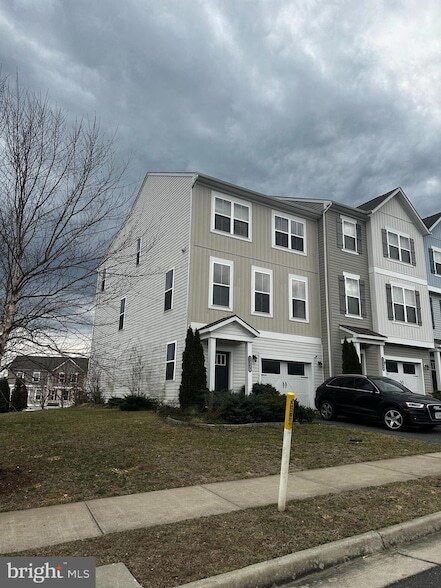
left=369, top=267, right=427, bottom=285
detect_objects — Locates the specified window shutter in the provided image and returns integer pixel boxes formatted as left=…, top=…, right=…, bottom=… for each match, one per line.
left=429, top=248, right=435, bottom=273
left=336, top=217, right=343, bottom=249
left=415, top=290, right=422, bottom=325
left=382, top=229, right=388, bottom=258
left=385, top=284, right=393, bottom=320
left=410, top=238, right=416, bottom=266
left=339, top=275, right=346, bottom=314
left=359, top=280, right=367, bottom=317
left=356, top=224, right=362, bottom=254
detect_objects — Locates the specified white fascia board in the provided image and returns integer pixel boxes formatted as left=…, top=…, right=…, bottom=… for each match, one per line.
left=386, top=336, right=433, bottom=349
left=369, top=267, right=428, bottom=286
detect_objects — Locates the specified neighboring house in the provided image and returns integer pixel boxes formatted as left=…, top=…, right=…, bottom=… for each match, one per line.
left=358, top=188, right=433, bottom=395
left=422, top=212, right=441, bottom=391
left=91, top=173, right=325, bottom=408
left=8, top=356, right=89, bottom=407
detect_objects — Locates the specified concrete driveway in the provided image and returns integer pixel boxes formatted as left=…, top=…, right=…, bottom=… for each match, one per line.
left=315, top=417, right=441, bottom=444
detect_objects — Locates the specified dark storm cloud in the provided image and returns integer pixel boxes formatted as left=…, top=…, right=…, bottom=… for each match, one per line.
left=0, top=0, right=440, bottom=215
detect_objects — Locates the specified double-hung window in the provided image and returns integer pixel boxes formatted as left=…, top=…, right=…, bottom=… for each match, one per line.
left=209, top=257, right=233, bottom=310
left=119, top=297, right=126, bottom=330
left=273, top=212, right=306, bottom=254
left=32, top=372, right=40, bottom=383
left=391, top=285, right=417, bottom=324
left=136, top=238, right=142, bottom=265
left=383, top=230, right=415, bottom=264
left=165, top=342, right=176, bottom=380
left=164, top=269, right=174, bottom=311
left=100, top=268, right=106, bottom=292
left=430, top=246, right=441, bottom=275
left=289, top=275, right=308, bottom=321
left=342, top=218, right=357, bottom=252
left=212, top=193, right=251, bottom=239
left=345, top=274, right=361, bottom=316
left=252, top=267, right=272, bottom=316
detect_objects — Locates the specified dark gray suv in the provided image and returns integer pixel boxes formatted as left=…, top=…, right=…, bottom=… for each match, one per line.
left=315, top=375, right=441, bottom=431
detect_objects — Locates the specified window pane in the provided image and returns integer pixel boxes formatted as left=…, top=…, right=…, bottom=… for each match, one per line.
left=165, top=362, right=174, bottom=380
left=404, top=289, right=415, bottom=306
left=400, top=236, right=410, bottom=249
left=346, top=278, right=359, bottom=297
left=214, top=263, right=230, bottom=286
left=293, top=299, right=306, bottom=318
left=401, top=249, right=411, bottom=263
left=292, top=280, right=305, bottom=300
left=347, top=296, right=360, bottom=315
left=255, top=292, right=270, bottom=313
left=215, top=198, right=231, bottom=215
left=119, top=314, right=124, bottom=330
left=291, top=220, right=304, bottom=237
left=234, top=203, right=249, bottom=221
left=164, top=290, right=172, bottom=311
left=165, top=269, right=174, bottom=290
left=392, top=287, right=404, bottom=304
left=287, top=362, right=305, bottom=376
left=291, top=235, right=304, bottom=251
left=389, top=246, right=400, bottom=260
left=353, top=378, right=375, bottom=391
left=213, top=284, right=230, bottom=306
left=403, top=363, right=416, bottom=374
left=386, top=360, right=398, bottom=373
left=275, top=216, right=288, bottom=232
left=343, top=221, right=356, bottom=238
left=166, top=343, right=176, bottom=361
left=233, top=219, right=248, bottom=237
left=215, top=214, right=231, bottom=233
left=262, top=359, right=280, bottom=374
left=394, top=304, right=405, bottom=321
left=389, top=232, right=399, bottom=246
left=406, top=306, right=417, bottom=323
left=344, top=235, right=356, bottom=251
left=275, top=232, right=288, bottom=247
left=120, top=298, right=126, bottom=313
left=255, top=272, right=270, bottom=293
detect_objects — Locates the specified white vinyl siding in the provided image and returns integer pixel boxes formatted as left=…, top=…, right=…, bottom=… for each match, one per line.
left=211, top=192, right=251, bottom=240
left=251, top=266, right=273, bottom=317
left=209, top=257, right=233, bottom=310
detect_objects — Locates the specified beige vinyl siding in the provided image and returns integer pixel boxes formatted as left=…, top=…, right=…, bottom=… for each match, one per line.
left=91, top=174, right=194, bottom=402
left=188, top=184, right=321, bottom=337
left=364, top=345, right=381, bottom=375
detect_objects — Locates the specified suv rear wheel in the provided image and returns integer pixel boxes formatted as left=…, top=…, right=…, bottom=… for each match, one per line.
left=383, top=407, right=405, bottom=431
left=319, top=400, right=336, bottom=421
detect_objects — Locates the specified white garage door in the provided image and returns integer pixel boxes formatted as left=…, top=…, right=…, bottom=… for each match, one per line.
left=385, top=359, right=424, bottom=395
left=261, top=359, right=311, bottom=407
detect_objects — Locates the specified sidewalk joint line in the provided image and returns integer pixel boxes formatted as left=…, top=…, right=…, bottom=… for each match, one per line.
left=396, top=550, right=441, bottom=567
left=84, top=502, right=105, bottom=536
left=199, top=485, right=243, bottom=509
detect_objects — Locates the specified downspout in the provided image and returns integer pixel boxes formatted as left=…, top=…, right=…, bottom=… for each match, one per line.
left=323, top=202, right=333, bottom=377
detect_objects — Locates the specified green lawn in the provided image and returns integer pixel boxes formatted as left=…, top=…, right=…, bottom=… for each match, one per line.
left=0, top=408, right=439, bottom=512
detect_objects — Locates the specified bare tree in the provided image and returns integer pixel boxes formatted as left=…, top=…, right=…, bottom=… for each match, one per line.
left=127, top=346, right=147, bottom=396
left=0, top=75, right=128, bottom=367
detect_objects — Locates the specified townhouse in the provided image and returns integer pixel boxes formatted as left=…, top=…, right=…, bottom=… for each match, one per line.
left=91, top=173, right=324, bottom=407
left=91, top=174, right=438, bottom=407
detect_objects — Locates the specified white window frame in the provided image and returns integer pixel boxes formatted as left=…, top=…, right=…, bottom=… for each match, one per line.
left=341, top=215, right=358, bottom=254
left=432, top=245, right=441, bottom=276
left=165, top=341, right=177, bottom=381
left=70, top=373, right=79, bottom=384
left=99, top=268, right=106, bottom=292
left=16, top=371, right=24, bottom=379
left=164, top=268, right=174, bottom=312
left=32, top=371, right=40, bottom=383
left=251, top=266, right=273, bottom=317
left=391, top=283, right=417, bottom=324
left=136, top=237, right=142, bottom=266
left=272, top=211, right=307, bottom=255
left=119, top=297, right=126, bottom=331
left=211, top=192, right=252, bottom=241
left=58, top=372, right=65, bottom=384
left=209, top=257, right=234, bottom=311
left=289, top=274, right=309, bottom=322
left=386, top=228, right=412, bottom=264
left=344, top=272, right=362, bottom=318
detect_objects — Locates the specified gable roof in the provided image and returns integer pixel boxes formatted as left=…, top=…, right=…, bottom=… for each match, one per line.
left=9, top=355, right=89, bottom=373
left=423, top=212, right=441, bottom=231
left=198, top=315, right=259, bottom=338
left=357, top=187, right=429, bottom=235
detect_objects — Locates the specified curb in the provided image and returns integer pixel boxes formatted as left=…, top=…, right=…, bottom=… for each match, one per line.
left=178, top=511, right=441, bottom=587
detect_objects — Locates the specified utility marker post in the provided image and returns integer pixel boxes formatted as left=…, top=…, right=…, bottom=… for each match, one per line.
left=278, top=392, right=295, bottom=512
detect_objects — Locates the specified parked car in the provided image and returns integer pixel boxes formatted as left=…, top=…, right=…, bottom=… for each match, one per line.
left=315, top=375, right=441, bottom=431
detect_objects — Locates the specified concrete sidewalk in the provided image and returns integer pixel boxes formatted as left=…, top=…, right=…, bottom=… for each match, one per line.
left=2, top=452, right=441, bottom=554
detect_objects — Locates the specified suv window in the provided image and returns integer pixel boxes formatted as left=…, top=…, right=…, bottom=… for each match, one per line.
left=328, top=376, right=355, bottom=388
left=370, top=377, right=411, bottom=394
left=353, top=377, right=376, bottom=391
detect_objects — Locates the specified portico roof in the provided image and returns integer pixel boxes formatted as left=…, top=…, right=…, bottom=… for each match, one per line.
left=340, top=324, right=387, bottom=341
left=198, top=315, right=260, bottom=339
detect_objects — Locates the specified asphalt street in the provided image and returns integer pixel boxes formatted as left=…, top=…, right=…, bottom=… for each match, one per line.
left=315, top=417, right=441, bottom=444
left=285, top=531, right=441, bottom=588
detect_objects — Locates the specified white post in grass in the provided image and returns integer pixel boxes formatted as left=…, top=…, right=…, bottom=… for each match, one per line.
left=278, top=392, right=295, bottom=512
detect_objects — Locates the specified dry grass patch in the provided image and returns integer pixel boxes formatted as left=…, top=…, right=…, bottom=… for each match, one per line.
left=0, top=408, right=438, bottom=512
left=14, top=476, right=441, bottom=587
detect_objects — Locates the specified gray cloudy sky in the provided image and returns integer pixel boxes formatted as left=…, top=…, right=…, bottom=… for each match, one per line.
left=1, top=0, right=441, bottom=215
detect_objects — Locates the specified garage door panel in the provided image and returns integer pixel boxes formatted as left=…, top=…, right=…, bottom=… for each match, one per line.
left=261, top=359, right=311, bottom=406
left=385, top=359, right=423, bottom=395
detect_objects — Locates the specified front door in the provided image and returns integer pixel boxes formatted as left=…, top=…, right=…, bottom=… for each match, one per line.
left=215, top=352, right=229, bottom=391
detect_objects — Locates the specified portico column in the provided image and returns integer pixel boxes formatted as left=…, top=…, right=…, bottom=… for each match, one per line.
left=245, top=341, right=253, bottom=395
left=378, top=343, right=385, bottom=375
left=208, top=337, right=216, bottom=391
left=353, top=341, right=361, bottom=363
left=434, top=350, right=441, bottom=392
